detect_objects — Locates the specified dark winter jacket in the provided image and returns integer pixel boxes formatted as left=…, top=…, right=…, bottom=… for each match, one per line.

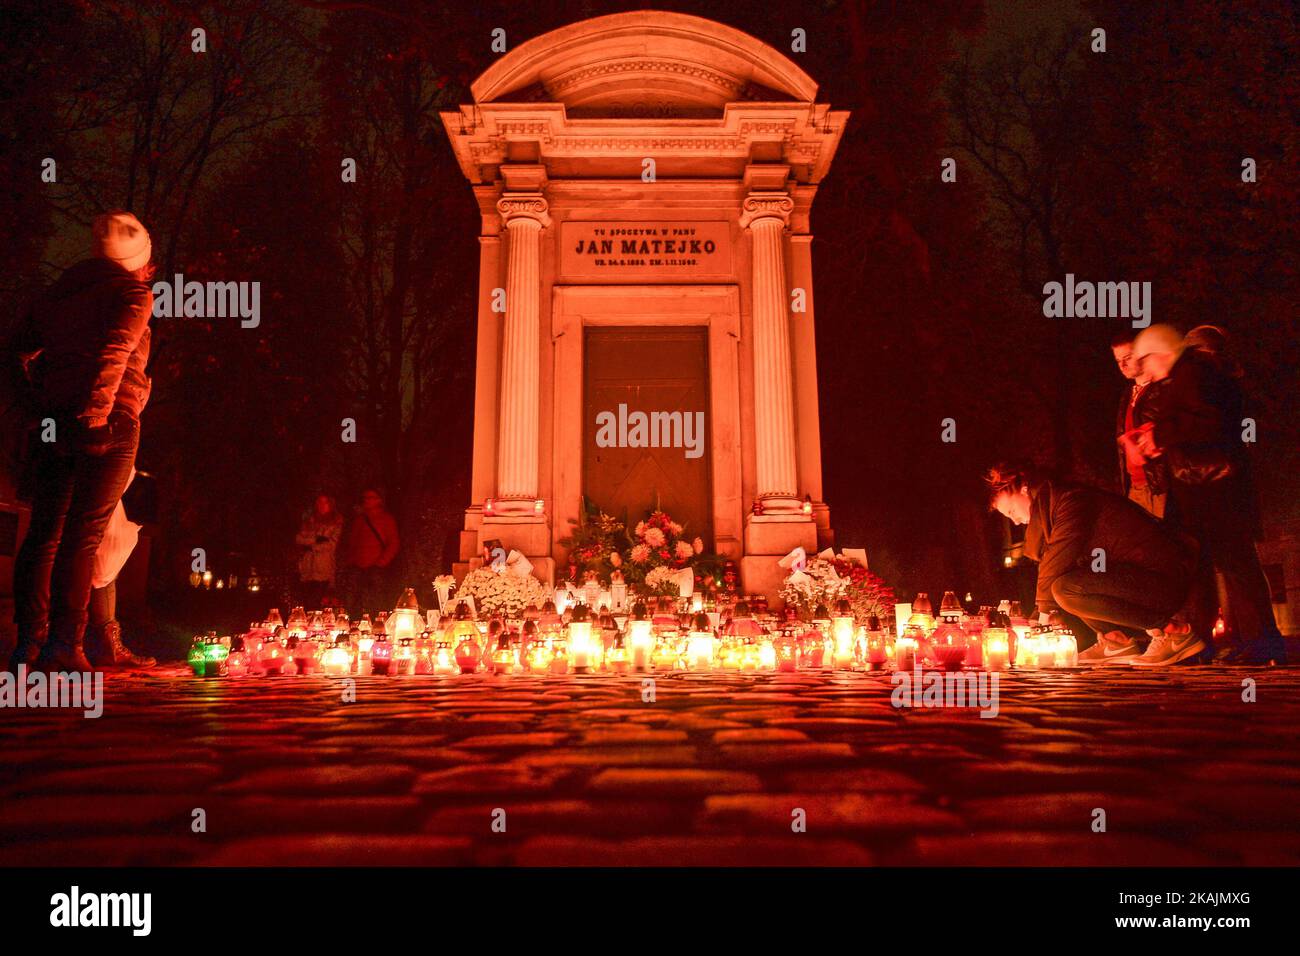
left=1023, top=479, right=1196, bottom=614
left=8, top=258, right=152, bottom=427
left=1143, top=348, right=1260, bottom=541
left=1115, top=380, right=1165, bottom=495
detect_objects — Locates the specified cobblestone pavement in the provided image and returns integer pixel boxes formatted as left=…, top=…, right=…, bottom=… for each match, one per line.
left=2, top=665, right=1299, bottom=866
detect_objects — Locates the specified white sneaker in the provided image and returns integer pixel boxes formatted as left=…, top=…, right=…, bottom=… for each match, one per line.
left=1078, top=631, right=1142, bottom=665
left=1129, top=630, right=1205, bottom=666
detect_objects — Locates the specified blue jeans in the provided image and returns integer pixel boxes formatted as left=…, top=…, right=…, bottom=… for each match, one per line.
left=13, top=415, right=139, bottom=652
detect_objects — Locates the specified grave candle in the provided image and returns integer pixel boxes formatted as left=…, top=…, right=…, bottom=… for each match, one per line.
left=226, top=637, right=250, bottom=677
left=370, top=634, right=393, bottom=675
left=895, top=635, right=919, bottom=671
left=774, top=632, right=798, bottom=672
left=203, top=639, right=229, bottom=678
left=627, top=603, right=654, bottom=671
left=454, top=633, right=481, bottom=674
left=686, top=612, right=714, bottom=670
left=187, top=637, right=206, bottom=677
left=568, top=605, right=594, bottom=673
left=607, top=632, right=630, bottom=674
left=831, top=599, right=856, bottom=669
left=321, top=636, right=353, bottom=677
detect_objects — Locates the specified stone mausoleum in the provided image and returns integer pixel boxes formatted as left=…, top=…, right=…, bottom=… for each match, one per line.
left=441, top=10, right=850, bottom=600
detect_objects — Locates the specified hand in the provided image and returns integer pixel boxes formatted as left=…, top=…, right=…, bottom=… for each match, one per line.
left=1134, top=423, right=1160, bottom=458
left=70, top=420, right=113, bottom=456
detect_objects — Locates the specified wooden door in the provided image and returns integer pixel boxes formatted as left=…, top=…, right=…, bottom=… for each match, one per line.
left=583, top=327, right=712, bottom=545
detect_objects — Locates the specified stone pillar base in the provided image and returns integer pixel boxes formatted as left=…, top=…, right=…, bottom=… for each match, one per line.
left=743, top=513, right=818, bottom=556
left=738, top=556, right=792, bottom=609
left=742, top=513, right=821, bottom=610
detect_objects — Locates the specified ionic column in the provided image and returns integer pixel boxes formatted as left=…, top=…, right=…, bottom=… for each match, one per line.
left=493, top=193, right=550, bottom=511
left=741, top=192, right=801, bottom=511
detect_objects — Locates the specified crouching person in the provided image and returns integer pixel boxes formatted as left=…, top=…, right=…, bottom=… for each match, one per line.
left=987, top=462, right=1202, bottom=666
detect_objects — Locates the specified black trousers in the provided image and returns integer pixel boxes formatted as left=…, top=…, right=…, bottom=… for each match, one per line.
left=1049, top=562, right=1189, bottom=637
left=12, top=418, right=139, bottom=652
left=1168, top=479, right=1281, bottom=644
left=1204, top=528, right=1283, bottom=644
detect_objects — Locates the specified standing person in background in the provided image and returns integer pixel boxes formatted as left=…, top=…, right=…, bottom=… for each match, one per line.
left=87, top=468, right=155, bottom=668
left=344, top=488, right=399, bottom=613
left=5, top=212, right=154, bottom=674
left=1133, top=324, right=1284, bottom=665
left=295, top=494, right=343, bottom=609
left=1111, top=329, right=1166, bottom=517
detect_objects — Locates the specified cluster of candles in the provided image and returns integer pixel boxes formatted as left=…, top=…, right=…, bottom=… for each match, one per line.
left=187, top=587, right=1077, bottom=679
left=896, top=591, right=1078, bottom=671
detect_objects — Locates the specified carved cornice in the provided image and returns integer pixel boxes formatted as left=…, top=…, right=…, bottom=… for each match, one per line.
left=442, top=102, right=850, bottom=187
left=550, top=59, right=744, bottom=97
left=496, top=194, right=552, bottom=229
left=739, top=192, right=794, bottom=229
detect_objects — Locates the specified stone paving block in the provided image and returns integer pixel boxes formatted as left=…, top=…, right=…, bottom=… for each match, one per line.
left=577, top=727, right=691, bottom=746
left=1181, top=761, right=1300, bottom=785
left=512, top=835, right=874, bottom=866
left=1167, top=784, right=1300, bottom=824
left=3, top=762, right=222, bottom=796
left=452, top=732, right=569, bottom=750
left=765, top=717, right=896, bottom=732
left=0, top=836, right=202, bottom=866
left=214, top=796, right=425, bottom=834
left=199, top=834, right=475, bottom=866
left=0, top=793, right=197, bottom=837
left=420, top=799, right=684, bottom=837
left=698, top=792, right=964, bottom=834
left=216, top=764, right=415, bottom=795
left=780, top=768, right=926, bottom=793
left=1198, top=832, right=1300, bottom=865
left=898, top=832, right=1213, bottom=866
left=955, top=792, right=1208, bottom=831
left=587, top=768, right=762, bottom=796
left=313, top=734, right=449, bottom=748
left=413, top=764, right=566, bottom=796
left=714, top=742, right=858, bottom=767
left=712, top=727, right=810, bottom=744
left=513, top=746, right=699, bottom=769
left=947, top=761, right=1158, bottom=794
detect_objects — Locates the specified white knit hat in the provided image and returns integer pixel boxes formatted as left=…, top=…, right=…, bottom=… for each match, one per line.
left=92, top=211, right=152, bottom=273
left=1134, top=323, right=1186, bottom=360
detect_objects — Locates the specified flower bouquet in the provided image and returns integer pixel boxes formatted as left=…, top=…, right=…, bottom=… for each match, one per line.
left=558, top=498, right=627, bottom=585
left=780, top=550, right=895, bottom=626
left=458, top=567, right=547, bottom=618
left=621, top=509, right=703, bottom=587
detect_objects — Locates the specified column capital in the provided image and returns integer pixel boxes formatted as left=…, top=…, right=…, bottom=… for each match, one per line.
left=739, top=191, right=794, bottom=231
left=497, top=193, right=551, bottom=229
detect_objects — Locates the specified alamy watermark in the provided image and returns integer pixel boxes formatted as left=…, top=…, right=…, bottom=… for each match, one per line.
left=1042, top=273, right=1151, bottom=328
left=890, top=666, right=1000, bottom=718
left=151, top=273, right=260, bottom=328
left=0, top=666, right=103, bottom=718
left=594, top=403, right=705, bottom=459
left=50, top=886, right=151, bottom=936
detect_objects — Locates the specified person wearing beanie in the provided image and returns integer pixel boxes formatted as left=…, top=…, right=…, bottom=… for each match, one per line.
left=1133, top=323, right=1284, bottom=665
left=93, top=211, right=153, bottom=275
left=4, top=211, right=155, bottom=674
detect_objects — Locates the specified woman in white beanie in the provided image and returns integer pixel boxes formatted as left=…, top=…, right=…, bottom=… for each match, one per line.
left=5, top=211, right=155, bottom=673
